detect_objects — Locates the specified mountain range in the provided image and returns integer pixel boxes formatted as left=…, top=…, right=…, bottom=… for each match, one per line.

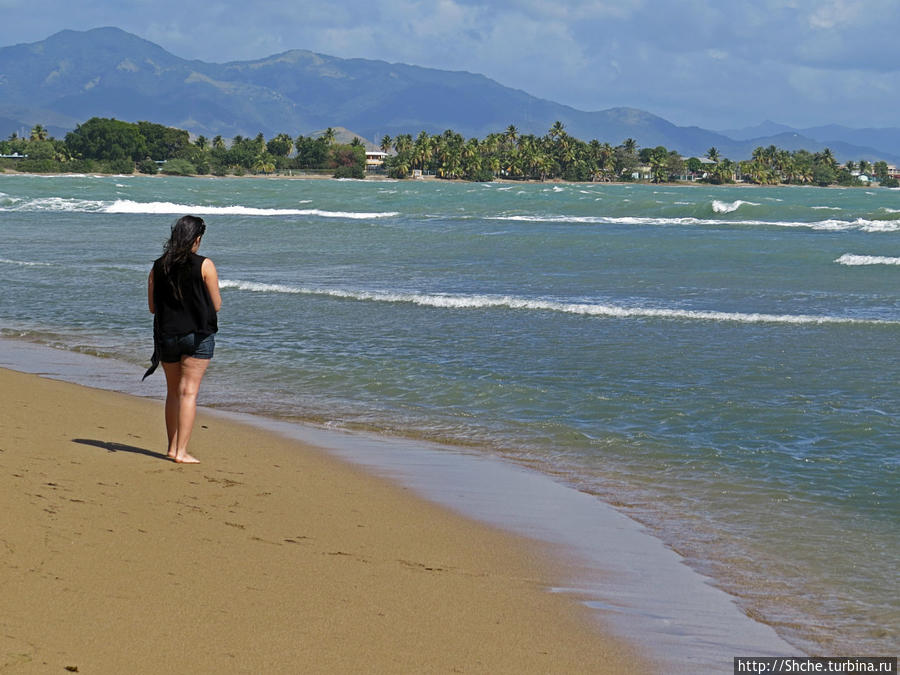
left=2, top=27, right=900, bottom=164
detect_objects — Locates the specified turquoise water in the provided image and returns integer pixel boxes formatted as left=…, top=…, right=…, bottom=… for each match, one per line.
left=1, top=174, right=897, bottom=654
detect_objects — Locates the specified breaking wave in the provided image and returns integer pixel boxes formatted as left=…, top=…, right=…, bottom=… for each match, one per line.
left=488, top=214, right=900, bottom=233
left=0, top=197, right=397, bottom=219
left=219, top=279, right=891, bottom=325
left=712, top=199, right=760, bottom=213
left=836, top=254, right=900, bottom=266
left=105, top=200, right=397, bottom=218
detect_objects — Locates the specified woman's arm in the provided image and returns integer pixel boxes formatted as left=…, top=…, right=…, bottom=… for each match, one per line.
left=148, top=268, right=155, bottom=314
left=202, top=258, right=222, bottom=312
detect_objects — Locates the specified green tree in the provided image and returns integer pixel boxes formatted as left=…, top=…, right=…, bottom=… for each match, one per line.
left=138, top=121, right=190, bottom=160
left=253, top=155, right=276, bottom=175
left=330, top=143, right=366, bottom=178
left=812, top=163, right=836, bottom=186
left=65, top=117, right=147, bottom=162
left=24, top=140, right=57, bottom=161
left=295, top=135, right=330, bottom=169
left=685, top=157, right=702, bottom=175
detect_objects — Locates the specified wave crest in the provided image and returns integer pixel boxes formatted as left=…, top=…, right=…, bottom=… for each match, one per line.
left=836, top=254, right=900, bottom=266
left=488, top=214, right=900, bottom=233
left=105, top=199, right=397, bottom=219
left=219, top=279, right=891, bottom=325
left=712, top=199, right=760, bottom=213
left=0, top=196, right=397, bottom=219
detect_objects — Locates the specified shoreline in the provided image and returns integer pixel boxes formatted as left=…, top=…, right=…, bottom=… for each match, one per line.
left=0, top=364, right=651, bottom=673
left=0, top=337, right=798, bottom=671
left=0, top=166, right=886, bottom=188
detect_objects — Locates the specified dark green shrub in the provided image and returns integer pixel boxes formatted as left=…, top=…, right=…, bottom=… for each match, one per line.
left=138, top=159, right=159, bottom=175
left=161, top=158, right=196, bottom=176
left=333, top=164, right=364, bottom=179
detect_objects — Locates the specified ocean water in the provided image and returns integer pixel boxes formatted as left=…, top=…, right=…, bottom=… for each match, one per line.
left=1, top=174, right=897, bottom=655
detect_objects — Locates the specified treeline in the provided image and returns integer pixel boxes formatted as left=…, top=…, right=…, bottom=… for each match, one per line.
left=2, top=117, right=897, bottom=187
left=0, top=118, right=367, bottom=178
left=381, top=123, right=898, bottom=187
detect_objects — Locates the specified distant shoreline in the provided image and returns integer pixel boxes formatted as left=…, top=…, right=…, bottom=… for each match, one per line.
left=1, top=167, right=882, bottom=188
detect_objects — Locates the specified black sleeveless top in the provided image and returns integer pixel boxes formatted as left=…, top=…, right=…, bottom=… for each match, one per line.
left=152, top=253, right=218, bottom=338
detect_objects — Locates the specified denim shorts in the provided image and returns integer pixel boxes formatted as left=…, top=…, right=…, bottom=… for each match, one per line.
left=159, top=332, right=215, bottom=363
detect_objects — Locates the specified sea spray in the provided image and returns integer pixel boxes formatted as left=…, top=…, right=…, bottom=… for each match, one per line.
left=712, top=199, right=760, bottom=213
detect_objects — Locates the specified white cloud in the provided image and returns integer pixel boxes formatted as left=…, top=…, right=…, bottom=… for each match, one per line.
left=808, top=0, right=864, bottom=30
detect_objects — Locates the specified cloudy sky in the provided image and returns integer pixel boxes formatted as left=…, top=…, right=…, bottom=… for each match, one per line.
left=2, top=0, right=898, bottom=130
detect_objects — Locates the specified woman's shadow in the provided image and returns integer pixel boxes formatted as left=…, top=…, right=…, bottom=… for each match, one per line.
left=72, top=438, right=169, bottom=461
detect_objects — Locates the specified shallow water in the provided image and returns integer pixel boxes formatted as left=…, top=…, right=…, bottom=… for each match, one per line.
left=1, top=174, right=897, bottom=654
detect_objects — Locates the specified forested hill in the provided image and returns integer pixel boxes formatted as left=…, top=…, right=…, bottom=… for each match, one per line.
left=1, top=27, right=898, bottom=163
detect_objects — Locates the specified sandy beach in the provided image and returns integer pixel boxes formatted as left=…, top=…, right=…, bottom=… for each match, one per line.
left=0, top=367, right=649, bottom=673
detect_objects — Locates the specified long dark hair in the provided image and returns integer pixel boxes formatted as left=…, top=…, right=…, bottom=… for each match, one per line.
left=161, top=215, right=206, bottom=300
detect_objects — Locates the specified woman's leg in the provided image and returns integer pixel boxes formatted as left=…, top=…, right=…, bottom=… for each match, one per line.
left=170, top=356, right=210, bottom=463
left=161, top=361, right=182, bottom=458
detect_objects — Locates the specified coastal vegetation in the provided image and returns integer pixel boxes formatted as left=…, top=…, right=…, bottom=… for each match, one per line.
left=0, top=118, right=366, bottom=179
left=1, top=117, right=897, bottom=187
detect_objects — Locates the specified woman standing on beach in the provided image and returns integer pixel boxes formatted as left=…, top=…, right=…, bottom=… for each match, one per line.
left=147, top=215, right=222, bottom=464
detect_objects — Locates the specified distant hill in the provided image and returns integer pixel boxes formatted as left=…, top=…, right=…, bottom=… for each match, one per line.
left=2, top=27, right=899, bottom=164
left=721, top=121, right=900, bottom=159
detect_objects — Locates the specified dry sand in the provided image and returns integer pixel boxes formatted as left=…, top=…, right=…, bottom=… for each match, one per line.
left=0, top=368, right=651, bottom=673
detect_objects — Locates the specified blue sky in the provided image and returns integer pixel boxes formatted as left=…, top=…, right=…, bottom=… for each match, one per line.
left=2, top=0, right=898, bottom=130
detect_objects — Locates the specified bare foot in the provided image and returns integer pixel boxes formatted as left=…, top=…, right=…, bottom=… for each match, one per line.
left=173, top=453, right=200, bottom=464
left=167, top=450, right=177, bottom=459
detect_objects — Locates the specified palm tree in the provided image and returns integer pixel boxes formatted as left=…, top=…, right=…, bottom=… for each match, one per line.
left=212, top=135, right=225, bottom=150
left=323, top=127, right=336, bottom=145
left=30, top=124, right=48, bottom=141
left=819, top=147, right=838, bottom=170
left=461, top=137, right=481, bottom=176
left=253, top=156, right=276, bottom=175
left=413, top=130, right=433, bottom=171
left=549, top=121, right=566, bottom=141
left=706, top=147, right=720, bottom=163
left=393, top=134, right=413, bottom=156
left=196, top=135, right=208, bottom=150
left=380, top=135, right=392, bottom=154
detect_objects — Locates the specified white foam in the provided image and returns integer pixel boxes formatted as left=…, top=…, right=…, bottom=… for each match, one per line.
left=712, top=199, right=760, bottom=213
left=104, top=199, right=398, bottom=219
left=488, top=214, right=900, bottom=233
left=0, top=196, right=396, bottom=218
left=220, top=279, right=892, bottom=325
left=0, top=197, right=107, bottom=212
left=836, top=254, right=900, bottom=266
left=811, top=206, right=841, bottom=211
